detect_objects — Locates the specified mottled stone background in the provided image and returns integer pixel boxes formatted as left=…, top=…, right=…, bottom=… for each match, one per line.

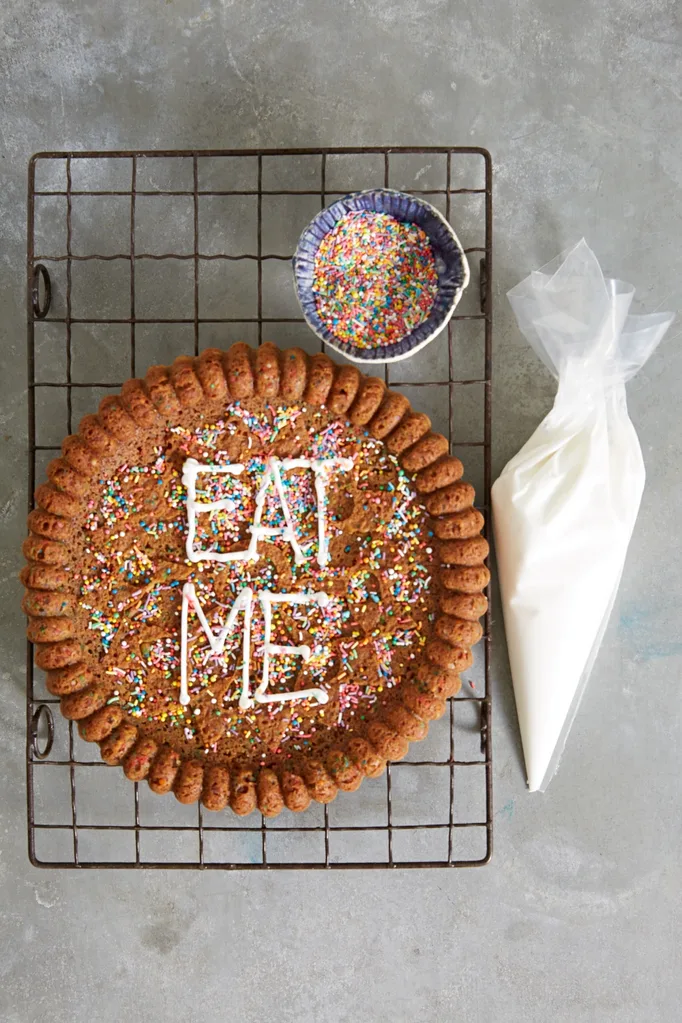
left=1, top=2, right=680, bottom=1021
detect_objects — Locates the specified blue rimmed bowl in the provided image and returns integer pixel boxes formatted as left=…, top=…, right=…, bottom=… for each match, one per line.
left=292, top=188, right=469, bottom=364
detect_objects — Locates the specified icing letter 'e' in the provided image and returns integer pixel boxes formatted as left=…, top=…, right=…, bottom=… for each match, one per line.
left=254, top=590, right=330, bottom=707
left=183, top=458, right=246, bottom=564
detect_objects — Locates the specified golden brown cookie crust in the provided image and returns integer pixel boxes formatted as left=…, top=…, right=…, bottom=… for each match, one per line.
left=22, top=344, right=488, bottom=817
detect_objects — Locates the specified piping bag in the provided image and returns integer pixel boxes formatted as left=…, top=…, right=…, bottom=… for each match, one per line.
left=492, top=239, right=673, bottom=792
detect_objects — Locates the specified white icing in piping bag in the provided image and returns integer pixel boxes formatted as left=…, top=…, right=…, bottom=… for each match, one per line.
left=492, top=240, right=673, bottom=792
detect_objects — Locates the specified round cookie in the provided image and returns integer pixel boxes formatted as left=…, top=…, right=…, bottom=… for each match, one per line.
left=22, top=343, right=487, bottom=818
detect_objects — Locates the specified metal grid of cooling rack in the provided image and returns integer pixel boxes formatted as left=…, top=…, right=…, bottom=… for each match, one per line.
left=26, top=147, right=492, bottom=869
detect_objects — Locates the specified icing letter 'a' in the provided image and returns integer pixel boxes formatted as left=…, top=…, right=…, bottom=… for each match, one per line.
left=183, top=456, right=352, bottom=566
left=280, top=458, right=353, bottom=567
left=181, top=584, right=330, bottom=710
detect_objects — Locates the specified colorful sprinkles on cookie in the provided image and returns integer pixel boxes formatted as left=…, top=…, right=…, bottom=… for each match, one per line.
left=312, top=210, right=439, bottom=350
left=23, top=341, right=490, bottom=818
left=76, top=400, right=436, bottom=764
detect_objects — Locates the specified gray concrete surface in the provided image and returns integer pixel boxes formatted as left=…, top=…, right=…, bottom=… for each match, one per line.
left=2, top=1, right=681, bottom=1021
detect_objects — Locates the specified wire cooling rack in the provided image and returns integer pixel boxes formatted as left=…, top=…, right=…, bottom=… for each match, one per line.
left=26, top=147, right=493, bottom=869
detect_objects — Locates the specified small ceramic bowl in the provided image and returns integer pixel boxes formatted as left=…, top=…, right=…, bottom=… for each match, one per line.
left=292, top=188, right=469, bottom=364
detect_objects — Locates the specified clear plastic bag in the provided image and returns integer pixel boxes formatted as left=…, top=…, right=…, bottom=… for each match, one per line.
left=492, top=239, right=673, bottom=792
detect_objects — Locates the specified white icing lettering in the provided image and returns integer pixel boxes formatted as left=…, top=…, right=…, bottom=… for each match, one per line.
left=180, top=453, right=353, bottom=710
left=180, top=582, right=253, bottom=707
left=255, top=590, right=329, bottom=707
left=181, top=583, right=329, bottom=710
left=183, top=456, right=352, bottom=567
left=183, top=458, right=245, bottom=564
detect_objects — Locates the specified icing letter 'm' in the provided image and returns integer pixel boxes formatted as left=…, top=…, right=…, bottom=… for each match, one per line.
left=180, top=582, right=253, bottom=707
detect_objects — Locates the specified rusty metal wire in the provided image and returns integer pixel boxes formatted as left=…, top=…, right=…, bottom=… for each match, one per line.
left=26, top=147, right=493, bottom=869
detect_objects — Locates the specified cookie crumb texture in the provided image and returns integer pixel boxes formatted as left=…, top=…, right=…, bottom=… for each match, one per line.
left=22, top=344, right=488, bottom=816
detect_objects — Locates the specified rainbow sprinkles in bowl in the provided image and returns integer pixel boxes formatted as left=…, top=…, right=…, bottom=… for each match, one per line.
left=294, top=188, right=469, bottom=364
